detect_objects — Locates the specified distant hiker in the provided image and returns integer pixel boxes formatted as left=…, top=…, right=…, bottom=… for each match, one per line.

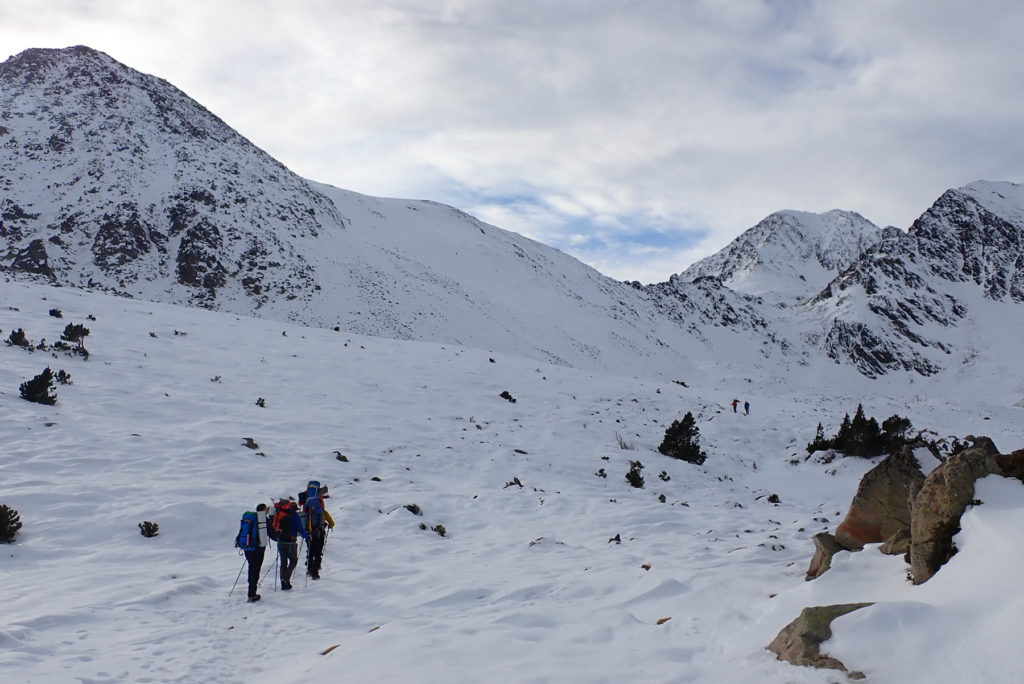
left=234, top=503, right=268, bottom=602
left=302, top=481, right=335, bottom=580
left=731, top=399, right=739, bottom=413
left=744, top=401, right=750, bottom=415
left=268, top=497, right=307, bottom=591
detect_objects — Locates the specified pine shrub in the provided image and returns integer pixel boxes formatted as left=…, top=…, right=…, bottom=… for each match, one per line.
left=0, top=505, right=22, bottom=543
left=7, top=328, right=29, bottom=347
left=626, top=460, right=645, bottom=488
left=20, top=367, right=57, bottom=405
left=658, top=412, right=707, bottom=465
left=807, top=405, right=914, bottom=458
left=138, top=521, right=160, bottom=538
left=60, top=323, right=90, bottom=349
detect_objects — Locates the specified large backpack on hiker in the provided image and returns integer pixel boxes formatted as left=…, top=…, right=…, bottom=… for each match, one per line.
left=267, top=500, right=293, bottom=542
left=303, top=480, right=324, bottom=530
left=235, top=511, right=259, bottom=551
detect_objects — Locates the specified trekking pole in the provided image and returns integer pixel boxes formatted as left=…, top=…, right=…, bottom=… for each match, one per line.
left=302, top=538, right=310, bottom=589
left=260, top=552, right=277, bottom=587
left=228, top=557, right=246, bottom=597
left=321, top=526, right=330, bottom=572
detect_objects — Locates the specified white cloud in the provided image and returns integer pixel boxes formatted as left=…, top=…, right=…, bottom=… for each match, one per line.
left=3, top=0, right=1024, bottom=281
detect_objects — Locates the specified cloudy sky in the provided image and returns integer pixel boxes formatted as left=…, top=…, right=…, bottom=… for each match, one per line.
left=4, top=1, right=1023, bottom=283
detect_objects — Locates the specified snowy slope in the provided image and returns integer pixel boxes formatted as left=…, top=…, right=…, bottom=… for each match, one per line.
left=2, top=279, right=1023, bottom=683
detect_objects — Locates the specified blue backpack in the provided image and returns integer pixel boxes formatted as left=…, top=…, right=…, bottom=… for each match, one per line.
left=235, top=511, right=259, bottom=551
left=303, top=481, right=324, bottom=529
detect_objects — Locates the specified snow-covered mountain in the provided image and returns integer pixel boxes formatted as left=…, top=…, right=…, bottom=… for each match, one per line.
left=801, top=181, right=1024, bottom=378
left=677, top=209, right=884, bottom=306
left=0, top=46, right=338, bottom=303
left=5, top=46, right=1024, bottom=392
left=0, top=46, right=764, bottom=381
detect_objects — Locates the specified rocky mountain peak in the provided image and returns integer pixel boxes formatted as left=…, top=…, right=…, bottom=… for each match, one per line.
left=0, top=45, right=343, bottom=308
left=677, top=208, right=883, bottom=306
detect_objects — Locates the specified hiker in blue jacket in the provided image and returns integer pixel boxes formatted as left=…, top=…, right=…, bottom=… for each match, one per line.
left=301, top=482, right=335, bottom=580
left=273, top=498, right=308, bottom=591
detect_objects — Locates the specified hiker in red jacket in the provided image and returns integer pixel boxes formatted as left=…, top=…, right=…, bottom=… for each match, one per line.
left=731, top=399, right=739, bottom=413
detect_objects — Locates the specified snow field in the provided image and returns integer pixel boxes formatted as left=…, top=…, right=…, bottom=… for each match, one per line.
left=2, top=279, right=1023, bottom=683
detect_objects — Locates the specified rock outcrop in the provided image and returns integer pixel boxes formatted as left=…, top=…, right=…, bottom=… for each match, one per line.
left=834, top=445, right=926, bottom=551
left=909, top=438, right=1024, bottom=583
left=806, top=444, right=928, bottom=579
left=806, top=435, right=1024, bottom=586
left=768, top=603, right=872, bottom=675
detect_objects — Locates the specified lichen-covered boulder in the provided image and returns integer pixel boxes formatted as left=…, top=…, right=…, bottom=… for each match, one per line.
left=834, top=445, right=926, bottom=551
left=768, top=603, right=873, bottom=672
left=909, top=438, right=1024, bottom=583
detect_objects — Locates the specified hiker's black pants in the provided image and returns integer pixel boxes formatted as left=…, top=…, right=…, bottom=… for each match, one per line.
left=279, top=542, right=298, bottom=584
left=308, top=528, right=325, bottom=574
left=244, top=547, right=265, bottom=597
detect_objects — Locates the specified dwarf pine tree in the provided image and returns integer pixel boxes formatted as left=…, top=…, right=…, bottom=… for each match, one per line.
left=808, top=407, right=913, bottom=457
left=0, top=505, right=22, bottom=543
left=658, top=411, right=707, bottom=465
left=7, top=328, right=29, bottom=347
left=61, top=323, right=90, bottom=349
left=20, top=367, right=57, bottom=405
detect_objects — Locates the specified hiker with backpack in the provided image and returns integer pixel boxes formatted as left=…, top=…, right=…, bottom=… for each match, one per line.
left=300, top=481, right=334, bottom=580
left=234, top=503, right=269, bottom=602
left=267, top=497, right=308, bottom=591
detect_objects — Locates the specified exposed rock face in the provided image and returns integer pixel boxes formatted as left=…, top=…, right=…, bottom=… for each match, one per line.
left=0, top=46, right=336, bottom=307
left=909, top=439, right=1024, bottom=583
left=834, top=446, right=926, bottom=551
left=10, top=238, right=54, bottom=277
left=768, top=603, right=872, bottom=673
